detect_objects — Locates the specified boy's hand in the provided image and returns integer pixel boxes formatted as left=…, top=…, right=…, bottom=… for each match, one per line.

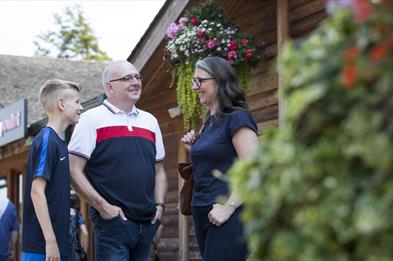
left=45, top=239, right=60, bottom=261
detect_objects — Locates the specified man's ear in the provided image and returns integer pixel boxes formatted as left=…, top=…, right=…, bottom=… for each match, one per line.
left=105, top=82, right=114, bottom=94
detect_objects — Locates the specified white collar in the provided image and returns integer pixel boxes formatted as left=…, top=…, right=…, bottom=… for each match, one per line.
left=103, top=99, right=139, bottom=116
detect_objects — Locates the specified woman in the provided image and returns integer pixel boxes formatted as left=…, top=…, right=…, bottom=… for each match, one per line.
left=181, top=56, right=259, bottom=261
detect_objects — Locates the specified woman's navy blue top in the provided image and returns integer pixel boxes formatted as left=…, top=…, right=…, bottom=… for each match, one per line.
left=190, top=109, right=258, bottom=206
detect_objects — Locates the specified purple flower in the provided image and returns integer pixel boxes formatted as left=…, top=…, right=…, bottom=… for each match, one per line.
left=258, top=42, right=267, bottom=52
left=167, top=23, right=180, bottom=39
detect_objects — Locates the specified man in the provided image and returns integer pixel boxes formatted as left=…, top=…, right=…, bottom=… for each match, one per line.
left=68, top=60, right=168, bottom=261
left=0, top=195, right=19, bottom=261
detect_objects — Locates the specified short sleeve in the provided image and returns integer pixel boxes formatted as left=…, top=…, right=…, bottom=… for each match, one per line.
left=228, top=109, right=258, bottom=138
left=154, top=118, right=165, bottom=162
left=33, top=128, right=56, bottom=182
left=9, top=203, right=20, bottom=231
left=68, top=112, right=97, bottom=159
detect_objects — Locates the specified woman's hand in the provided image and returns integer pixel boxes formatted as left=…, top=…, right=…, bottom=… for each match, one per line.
left=208, top=204, right=235, bottom=226
left=181, top=130, right=197, bottom=152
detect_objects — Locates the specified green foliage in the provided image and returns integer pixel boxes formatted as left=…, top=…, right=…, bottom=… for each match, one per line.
left=175, top=64, right=204, bottom=130
left=34, top=4, right=111, bottom=62
left=230, top=2, right=393, bottom=260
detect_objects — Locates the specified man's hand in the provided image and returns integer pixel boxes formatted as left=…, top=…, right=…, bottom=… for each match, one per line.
left=99, top=202, right=127, bottom=221
left=151, top=205, right=164, bottom=224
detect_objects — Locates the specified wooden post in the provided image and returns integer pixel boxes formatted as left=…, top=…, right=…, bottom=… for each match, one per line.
left=277, top=0, right=289, bottom=127
left=178, top=118, right=189, bottom=261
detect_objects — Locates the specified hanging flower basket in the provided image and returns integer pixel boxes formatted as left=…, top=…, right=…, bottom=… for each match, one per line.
left=164, top=0, right=264, bottom=129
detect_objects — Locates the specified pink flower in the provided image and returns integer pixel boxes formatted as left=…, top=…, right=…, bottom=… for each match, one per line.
left=167, top=23, right=180, bottom=39
left=179, top=17, right=188, bottom=25
left=245, top=49, right=253, bottom=57
left=227, top=50, right=237, bottom=59
left=229, top=40, right=238, bottom=50
left=207, top=39, right=216, bottom=49
left=197, top=30, right=206, bottom=39
left=241, top=39, right=249, bottom=46
left=191, top=17, right=199, bottom=25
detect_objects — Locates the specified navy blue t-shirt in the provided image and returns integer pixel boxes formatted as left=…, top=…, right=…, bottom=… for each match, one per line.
left=0, top=201, right=19, bottom=259
left=190, top=109, right=258, bottom=206
left=22, top=127, right=70, bottom=256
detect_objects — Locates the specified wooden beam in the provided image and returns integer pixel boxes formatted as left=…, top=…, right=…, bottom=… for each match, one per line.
left=177, top=117, right=189, bottom=261
left=277, top=0, right=289, bottom=127
left=129, top=0, right=191, bottom=71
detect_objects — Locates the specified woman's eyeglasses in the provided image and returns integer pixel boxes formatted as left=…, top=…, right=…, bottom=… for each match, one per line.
left=192, top=77, right=215, bottom=88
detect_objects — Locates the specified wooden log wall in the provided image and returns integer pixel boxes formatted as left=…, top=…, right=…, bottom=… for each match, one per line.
left=137, top=0, right=327, bottom=260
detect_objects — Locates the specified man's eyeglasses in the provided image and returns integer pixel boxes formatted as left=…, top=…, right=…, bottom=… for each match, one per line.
left=109, top=74, right=143, bottom=83
left=192, top=77, right=215, bottom=88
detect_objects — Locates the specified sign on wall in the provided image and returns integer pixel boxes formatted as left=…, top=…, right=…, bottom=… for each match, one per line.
left=0, top=99, right=27, bottom=146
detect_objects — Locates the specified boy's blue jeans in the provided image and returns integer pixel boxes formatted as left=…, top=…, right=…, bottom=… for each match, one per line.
left=90, top=210, right=160, bottom=261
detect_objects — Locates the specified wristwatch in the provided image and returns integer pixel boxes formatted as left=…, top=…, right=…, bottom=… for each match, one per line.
left=155, top=203, right=165, bottom=211
left=225, top=200, right=238, bottom=210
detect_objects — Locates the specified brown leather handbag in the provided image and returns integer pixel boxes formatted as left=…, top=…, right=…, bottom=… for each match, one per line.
left=178, top=162, right=193, bottom=216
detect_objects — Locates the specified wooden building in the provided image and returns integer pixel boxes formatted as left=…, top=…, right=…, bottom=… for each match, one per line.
left=127, top=0, right=327, bottom=260
left=1, top=0, right=328, bottom=260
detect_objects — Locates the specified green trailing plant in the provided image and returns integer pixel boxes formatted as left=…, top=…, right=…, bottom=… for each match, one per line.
left=164, top=0, right=263, bottom=129
left=229, top=1, right=393, bottom=260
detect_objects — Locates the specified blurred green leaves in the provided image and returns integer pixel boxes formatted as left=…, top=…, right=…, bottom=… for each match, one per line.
left=229, top=2, right=393, bottom=260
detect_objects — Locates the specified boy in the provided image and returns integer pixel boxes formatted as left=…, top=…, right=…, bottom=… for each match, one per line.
left=22, top=79, right=83, bottom=261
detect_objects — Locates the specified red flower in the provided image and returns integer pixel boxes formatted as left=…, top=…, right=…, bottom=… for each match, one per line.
left=354, top=0, right=373, bottom=23
left=190, top=17, right=199, bottom=25
left=342, top=65, right=357, bottom=88
left=197, top=29, right=206, bottom=39
left=241, top=39, right=249, bottom=46
left=344, top=46, right=360, bottom=63
left=245, top=57, right=251, bottom=62
left=229, top=40, right=238, bottom=50
left=369, top=44, right=387, bottom=63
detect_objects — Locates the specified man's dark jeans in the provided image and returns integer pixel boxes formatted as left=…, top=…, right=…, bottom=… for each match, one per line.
left=91, top=211, right=160, bottom=261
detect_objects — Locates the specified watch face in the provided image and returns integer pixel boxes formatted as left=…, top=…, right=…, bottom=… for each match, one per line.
left=226, top=200, right=237, bottom=209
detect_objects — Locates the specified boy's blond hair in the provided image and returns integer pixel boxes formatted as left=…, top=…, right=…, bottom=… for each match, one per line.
left=39, top=79, right=81, bottom=112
